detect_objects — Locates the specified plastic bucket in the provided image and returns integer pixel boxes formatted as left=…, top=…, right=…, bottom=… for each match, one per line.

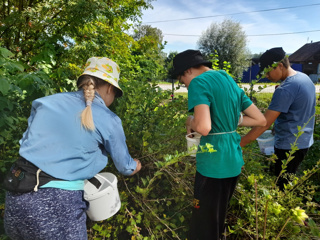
left=186, top=132, right=201, bottom=157
left=84, top=172, right=121, bottom=221
left=256, top=130, right=275, bottom=155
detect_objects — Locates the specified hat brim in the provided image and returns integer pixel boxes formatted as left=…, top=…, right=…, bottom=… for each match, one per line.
left=172, top=60, right=212, bottom=79
left=79, top=72, right=123, bottom=97
left=258, top=64, right=267, bottom=76
left=258, top=62, right=277, bottom=78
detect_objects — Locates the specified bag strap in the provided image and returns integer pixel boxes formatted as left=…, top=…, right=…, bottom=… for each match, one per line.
left=33, top=169, right=42, bottom=192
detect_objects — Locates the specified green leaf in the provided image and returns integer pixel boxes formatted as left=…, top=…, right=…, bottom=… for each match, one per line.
left=0, top=47, right=14, bottom=58
left=0, top=77, right=11, bottom=94
left=141, top=177, right=148, bottom=186
left=4, top=61, right=24, bottom=72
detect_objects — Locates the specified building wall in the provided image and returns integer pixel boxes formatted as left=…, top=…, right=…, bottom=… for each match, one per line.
left=241, top=64, right=303, bottom=83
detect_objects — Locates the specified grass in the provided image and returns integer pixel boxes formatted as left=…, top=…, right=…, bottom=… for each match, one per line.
left=174, top=92, right=187, bottom=98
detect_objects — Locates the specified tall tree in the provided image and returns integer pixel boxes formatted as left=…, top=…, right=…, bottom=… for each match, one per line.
left=130, top=25, right=167, bottom=81
left=0, top=0, right=152, bottom=64
left=133, top=24, right=164, bottom=43
left=0, top=0, right=154, bottom=90
left=165, top=51, right=178, bottom=80
left=197, top=19, right=251, bottom=79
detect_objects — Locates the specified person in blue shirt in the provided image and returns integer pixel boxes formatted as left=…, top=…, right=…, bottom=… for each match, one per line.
left=4, top=57, right=141, bottom=239
left=241, top=47, right=316, bottom=190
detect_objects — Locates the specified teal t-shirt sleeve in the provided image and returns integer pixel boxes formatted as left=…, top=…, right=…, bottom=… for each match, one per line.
left=188, top=78, right=211, bottom=112
left=241, top=90, right=253, bottom=111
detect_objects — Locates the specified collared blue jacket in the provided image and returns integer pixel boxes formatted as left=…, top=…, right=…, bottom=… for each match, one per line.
left=19, top=90, right=136, bottom=180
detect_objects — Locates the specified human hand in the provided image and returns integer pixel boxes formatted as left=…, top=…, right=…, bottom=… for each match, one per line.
left=130, top=159, right=141, bottom=176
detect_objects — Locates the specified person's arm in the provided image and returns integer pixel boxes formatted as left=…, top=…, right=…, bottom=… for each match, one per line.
left=240, top=109, right=280, bottom=147
left=239, top=103, right=267, bottom=127
left=186, top=104, right=211, bottom=136
left=101, top=116, right=142, bottom=176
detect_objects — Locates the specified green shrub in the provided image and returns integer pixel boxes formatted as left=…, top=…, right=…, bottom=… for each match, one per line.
left=1, top=47, right=320, bottom=239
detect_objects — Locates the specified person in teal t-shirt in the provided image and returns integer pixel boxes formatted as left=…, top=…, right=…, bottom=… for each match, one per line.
left=173, top=50, right=266, bottom=240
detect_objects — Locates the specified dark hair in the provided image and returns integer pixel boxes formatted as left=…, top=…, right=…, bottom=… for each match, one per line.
left=280, top=57, right=290, bottom=68
left=178, top=64, right=206, bottom=78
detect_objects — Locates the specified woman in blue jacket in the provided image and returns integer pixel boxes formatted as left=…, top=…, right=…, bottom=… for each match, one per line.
left=4, top=57, right=141, bottom=239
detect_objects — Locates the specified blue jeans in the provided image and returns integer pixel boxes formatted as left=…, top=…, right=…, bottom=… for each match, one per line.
left=4, top=188, right=88, bottom=240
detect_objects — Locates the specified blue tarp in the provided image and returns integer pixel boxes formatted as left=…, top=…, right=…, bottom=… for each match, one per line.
left=241, top=63, right=303, bottom=83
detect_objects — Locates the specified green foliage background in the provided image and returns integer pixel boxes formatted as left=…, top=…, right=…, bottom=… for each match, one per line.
left=1, top=0, right=320, bottom=239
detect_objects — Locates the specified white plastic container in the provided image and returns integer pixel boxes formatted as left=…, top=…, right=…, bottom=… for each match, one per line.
left=186, top=132, right=201, bottom=157
left=256, top=130, right=275, bottom=155
left=84, top=172, right=121, bottom=221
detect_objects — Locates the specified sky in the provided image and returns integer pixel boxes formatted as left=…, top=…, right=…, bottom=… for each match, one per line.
left=140, top=0, right=320, bottom=55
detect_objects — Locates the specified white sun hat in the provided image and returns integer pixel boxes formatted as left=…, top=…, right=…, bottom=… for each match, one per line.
left=80, top=57, right=123, bottom=97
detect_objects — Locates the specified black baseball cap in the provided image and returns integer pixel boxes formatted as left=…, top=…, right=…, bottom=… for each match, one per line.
left=259, top=47, right=286, bottom=74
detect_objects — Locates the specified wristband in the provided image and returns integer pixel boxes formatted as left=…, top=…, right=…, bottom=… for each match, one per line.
left=238, top=112, right=243, bottom=125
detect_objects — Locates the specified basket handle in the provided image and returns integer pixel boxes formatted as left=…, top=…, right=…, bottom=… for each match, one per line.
left=186, top=132, right=199, bottom=138
left=88, top=173, right=116, bottom=190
